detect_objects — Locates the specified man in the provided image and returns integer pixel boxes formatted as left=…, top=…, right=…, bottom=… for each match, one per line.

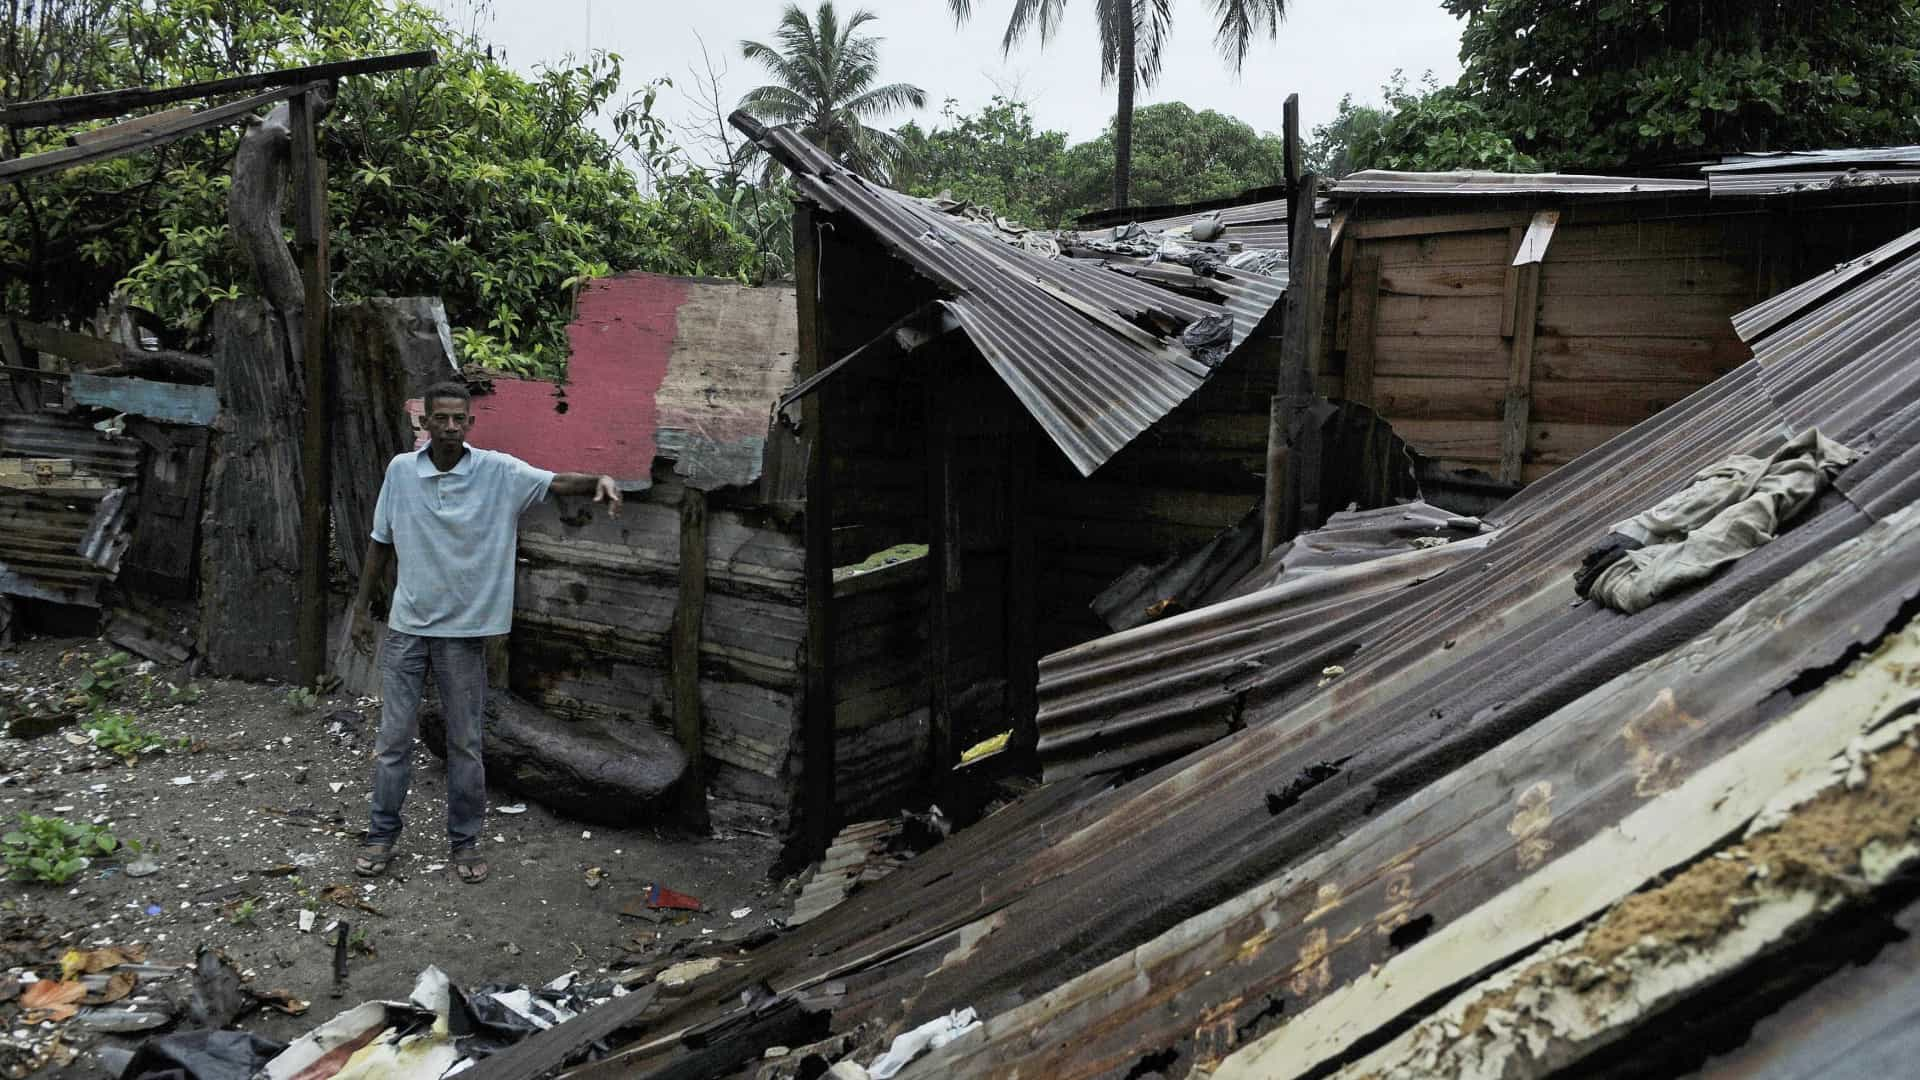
left=352, top=381, right=620, bottom=884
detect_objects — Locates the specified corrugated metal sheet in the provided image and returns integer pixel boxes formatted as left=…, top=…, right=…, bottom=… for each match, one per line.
left=1069, top=197, right=1291, bottom=251
left=575, top=224, right=1920, bottom=1080
left=733, top=114, right=1288, bottom=477
left=1703, top=147, right=1920, bottom=197
left=1731, top=227, right=1920, bottom=344
left=0, top=413, right=141, bottom=606
left=1331, top=169, right=1708, bottom=197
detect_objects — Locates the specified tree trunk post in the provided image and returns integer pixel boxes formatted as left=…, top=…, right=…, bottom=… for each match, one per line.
left=290, top=89, right=332, bottom=688
left=1113, top=12, right=1135, bottom=211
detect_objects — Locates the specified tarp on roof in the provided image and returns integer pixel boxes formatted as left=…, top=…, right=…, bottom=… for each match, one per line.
left=731, top=112, right=1288, bottom=477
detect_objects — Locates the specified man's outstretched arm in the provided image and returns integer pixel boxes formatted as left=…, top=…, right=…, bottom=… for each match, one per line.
left=549, top=473, right=622, bottom=517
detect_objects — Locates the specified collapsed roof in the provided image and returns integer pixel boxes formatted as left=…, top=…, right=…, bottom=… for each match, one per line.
left=566, top=219, right=1920, bottom=1078
left=731, top=112, right=1289, bottom=477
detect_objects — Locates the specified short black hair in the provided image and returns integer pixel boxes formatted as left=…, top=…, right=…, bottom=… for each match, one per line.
left=423, top=381, right=472, bottom=412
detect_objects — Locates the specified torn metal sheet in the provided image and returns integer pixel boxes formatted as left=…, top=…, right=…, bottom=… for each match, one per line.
left=731, top=113, right=1289, bottom=477
left=1331, top=170, right=1708, bottom=198
left=0, top=413, right=142, bottom=606
left=68, top=373, right=218, bottom=426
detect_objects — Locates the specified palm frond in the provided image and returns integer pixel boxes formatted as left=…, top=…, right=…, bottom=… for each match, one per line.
left=1003, top=0, right=1068, bottom=51
left=1210, top=0, right=1287, bottom=71
left=841, top=81, right=927, bottom=118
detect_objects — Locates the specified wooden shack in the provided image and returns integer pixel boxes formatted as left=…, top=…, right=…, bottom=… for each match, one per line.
left=1319, top=166, right=1920, bottom=505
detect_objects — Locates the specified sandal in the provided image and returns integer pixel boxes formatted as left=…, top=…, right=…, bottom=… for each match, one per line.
left=354, top=844, right=394, bottom=878
left=453, top=852, right=490, bottom=885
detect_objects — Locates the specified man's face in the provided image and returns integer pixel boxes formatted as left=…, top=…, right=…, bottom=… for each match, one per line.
left=425, top=396, right=473, bottom=448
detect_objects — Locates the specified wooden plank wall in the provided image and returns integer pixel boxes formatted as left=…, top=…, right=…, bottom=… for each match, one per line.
left=831, top=559, right=930, bottom=819
left=1030, top=328, right=1281, bottom=656
left=1332, top=210, right=1765, bottom=485
left=509, top=468, right=807, bottom=836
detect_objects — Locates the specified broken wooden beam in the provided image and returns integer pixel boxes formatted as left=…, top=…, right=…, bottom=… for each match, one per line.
left=0, top=83, right=324, bottom=185
left=0, top=50, right=434, bottom=129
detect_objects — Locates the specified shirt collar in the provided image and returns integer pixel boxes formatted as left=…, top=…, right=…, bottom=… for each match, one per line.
left=415, top=443, right=476, bottom=477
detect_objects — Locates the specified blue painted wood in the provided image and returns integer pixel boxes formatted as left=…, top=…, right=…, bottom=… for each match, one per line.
left=69, top=373, right=219, bottom=426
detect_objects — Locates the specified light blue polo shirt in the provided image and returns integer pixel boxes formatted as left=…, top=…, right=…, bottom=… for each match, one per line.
left=369, top=445, right=555, bottom=637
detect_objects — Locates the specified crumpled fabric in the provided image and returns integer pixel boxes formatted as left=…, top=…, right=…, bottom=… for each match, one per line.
left=1578, top=428, right=1857, bottom=613
left=867, top=1007, right=981, bottom=1078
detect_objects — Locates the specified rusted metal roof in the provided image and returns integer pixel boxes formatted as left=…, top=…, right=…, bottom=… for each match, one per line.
left=731, top=114, right=1288, bottom=477
left=1039, top=502, right=1494, bottom=782
left=573, top=223, right=1920, bottom=1080
left=0, top=414, right=141, bottom=606
left=1330, top=169, right=1708, bottom=198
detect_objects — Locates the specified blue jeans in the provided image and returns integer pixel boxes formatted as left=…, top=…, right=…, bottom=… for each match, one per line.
left=369, top=631, right=487, bottom=852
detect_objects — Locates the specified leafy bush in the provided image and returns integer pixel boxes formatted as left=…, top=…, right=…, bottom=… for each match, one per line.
left=2, top=815, right=128, bottom=885
left=1, top=1, right=766, bottom=380
left=70, top=652, right=133, bottom=713
left=84, top=710, right=178, bottom=763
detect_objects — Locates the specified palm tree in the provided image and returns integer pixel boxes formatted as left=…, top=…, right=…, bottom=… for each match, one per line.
left=737, top=2, right=927, bottom=184
left=950, top=0, right=1289, bottom=209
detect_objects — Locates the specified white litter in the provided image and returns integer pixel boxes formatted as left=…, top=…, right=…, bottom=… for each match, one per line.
left=868, top=1008, right=980, bottom=1078
left=497, top=804, right=528, bottom=815
left=730, top=907, right=753, bottom=920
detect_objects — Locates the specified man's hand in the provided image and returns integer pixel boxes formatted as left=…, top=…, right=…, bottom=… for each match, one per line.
left=594, top=475, right=622, bottom=517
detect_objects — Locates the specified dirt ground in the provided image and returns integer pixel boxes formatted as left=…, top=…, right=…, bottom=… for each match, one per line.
left=0, top=633, right=787, bottom=1077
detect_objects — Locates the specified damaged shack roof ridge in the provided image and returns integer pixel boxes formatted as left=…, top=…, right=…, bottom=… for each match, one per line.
left=732, top=114, right=1289, bottom=476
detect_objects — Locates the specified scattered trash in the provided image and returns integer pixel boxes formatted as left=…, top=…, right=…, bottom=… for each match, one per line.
left=187, top=945, right=251, bottom=1029
left=584, top=866, right=606, bottom=889
left=730, top=907, right=753, bottom=919
left=639, top=883, right=702, bottom=911
left=122, top=1031, right=285, bottom=1080
left=143, top=903, right=164, bottom=916
left=868, top=1007, right=981, bottom=1078
left=20, top=978, right=85, bottom=1022
left=328, top=781, right=345, bottom=793
left=298, top=910, right=316, bottom=933
left=656, top=957, right=723, bottom=986
left=498, top=803, right=528, bottom=815
left=1317, top=664, right=1347, bottom=687
left=125, top=853, right=162, bottom=878
left=169, top=775, right=195, bottom=786
left=959, top=730, right=1009, bottom=764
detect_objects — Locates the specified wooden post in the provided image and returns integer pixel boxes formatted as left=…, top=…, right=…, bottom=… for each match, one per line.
left=1264, top=171, right=1322, bottom=554
left=1498, top=262, right=1540, bottom=485
left=1344, top=255, right=1381, bottom=406
left=795, top=204, right=837, bottom=858
left=925, top=349, right=956, bottom=782
left=1005, top=414, right=1038, bottom=756
left=289, top=89, right=331, bottom=687
left=672, top=487, right=711, bottom=830
left=1282, top=93, right=1300, bottom=191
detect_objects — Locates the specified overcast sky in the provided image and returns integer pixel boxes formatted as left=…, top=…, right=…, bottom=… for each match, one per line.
left=444, top=0, right=1465, bottom=154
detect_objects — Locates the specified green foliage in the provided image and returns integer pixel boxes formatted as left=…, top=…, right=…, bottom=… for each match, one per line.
left=285, top=686, right=322, bottom=712
left=946, top=0, right=1290, bottom=207
left=736, top=2, right=926, bottom=183
left=84, top=710, right=178, bottom=764
left=1, top=814, right=127, bottom=885
left=70, top=651, right=132, bottom=713
left=1, top=1, right=764, bottom=380
left=897, top=99, right=1286, bottom=226
left=1055, top=102, right=1287, bottom=211
left=1334, top=73, right=1540, bottom=175
left=1444, top=0, right=1920, bottom=168
left=896, top=98, right=1073, bottom=226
